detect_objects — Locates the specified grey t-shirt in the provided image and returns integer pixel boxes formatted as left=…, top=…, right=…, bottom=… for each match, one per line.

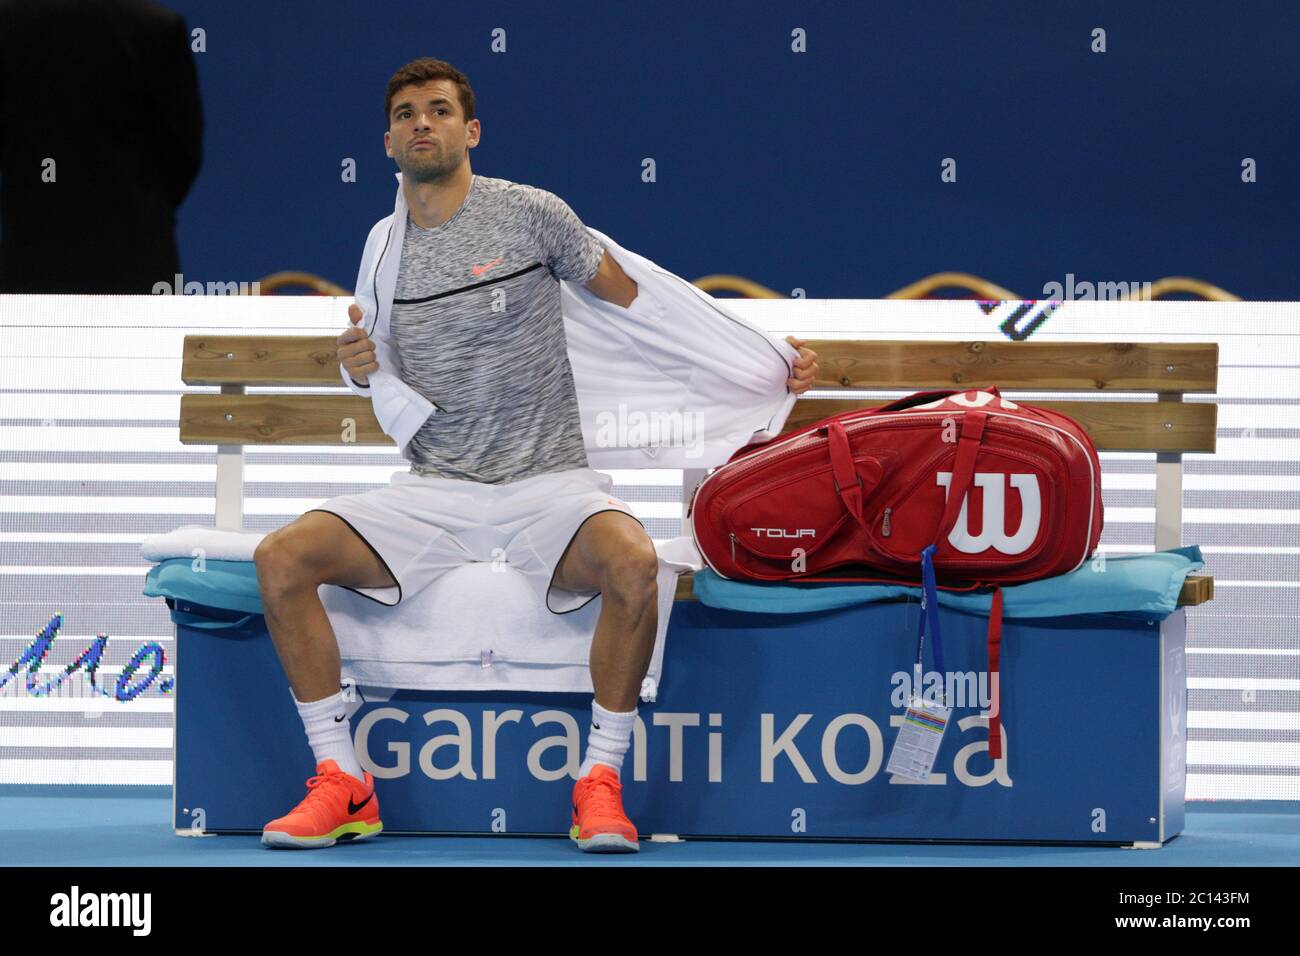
left=389, top=174, right=605, bottom=484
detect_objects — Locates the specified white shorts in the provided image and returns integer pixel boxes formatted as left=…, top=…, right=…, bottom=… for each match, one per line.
left=307, top=466, right=642, bottom=614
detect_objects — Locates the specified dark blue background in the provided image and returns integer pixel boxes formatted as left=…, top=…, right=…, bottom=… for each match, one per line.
left=165, top=0, right=1298, bottom=299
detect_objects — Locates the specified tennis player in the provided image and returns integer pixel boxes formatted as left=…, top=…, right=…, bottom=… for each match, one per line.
left=255, top=58, right=818, bottom=852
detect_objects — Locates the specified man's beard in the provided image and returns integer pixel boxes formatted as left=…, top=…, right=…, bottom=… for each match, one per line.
left=400, top=145, right=460, bottom=184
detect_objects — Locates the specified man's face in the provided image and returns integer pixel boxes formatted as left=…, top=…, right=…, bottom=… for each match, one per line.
left=384, top=79, right=479, bottom=182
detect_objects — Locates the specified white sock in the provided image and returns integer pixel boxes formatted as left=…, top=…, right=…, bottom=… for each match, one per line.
left=580, top=701, right=637, bottom=778
left=292, top=687, right=366, bottom=783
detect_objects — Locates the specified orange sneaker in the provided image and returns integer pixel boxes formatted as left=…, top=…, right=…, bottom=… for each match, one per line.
left=261, top=759, right=383, bottom=849
left=569, top=764, right=639, bottom=853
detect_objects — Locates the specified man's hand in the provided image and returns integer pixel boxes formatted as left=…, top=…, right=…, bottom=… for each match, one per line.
left=338, top=303, right=378, bottom=386
left=785, top=335, right=819, bottom=395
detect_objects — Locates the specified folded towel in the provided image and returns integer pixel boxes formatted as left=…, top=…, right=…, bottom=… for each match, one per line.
left=140, top=524, right=265, bottom=562
left=143, top=527, right=701, bottom=701
left=321, top=544, right=696, bottom=701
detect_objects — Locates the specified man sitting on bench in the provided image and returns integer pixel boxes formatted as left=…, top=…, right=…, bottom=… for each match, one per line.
left=253, top=57, right=818, bottom=853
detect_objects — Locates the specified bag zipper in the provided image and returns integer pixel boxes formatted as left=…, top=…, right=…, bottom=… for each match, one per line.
left=882, top=507, right=891, bottom=537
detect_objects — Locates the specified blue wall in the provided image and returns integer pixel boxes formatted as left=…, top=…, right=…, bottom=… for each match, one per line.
left=166, top=0, right=1298, bottom=299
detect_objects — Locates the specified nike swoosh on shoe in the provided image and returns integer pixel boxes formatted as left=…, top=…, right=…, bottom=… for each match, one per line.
left=348, top=791, right=374, bottom=814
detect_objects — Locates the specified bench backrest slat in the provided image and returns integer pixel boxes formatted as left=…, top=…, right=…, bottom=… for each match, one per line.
left=808, top=340, right=1218, bottom=391
left=179, top=394, right=1217, bottom=454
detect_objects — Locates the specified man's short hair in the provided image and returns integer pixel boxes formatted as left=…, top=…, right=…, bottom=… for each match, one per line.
left=384, top=58, right=476, bottom=128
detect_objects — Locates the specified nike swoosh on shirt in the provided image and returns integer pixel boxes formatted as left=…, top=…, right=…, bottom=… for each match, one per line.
left=470, top=257, right=505, bottom=276
left=334, top=714, right=346, bottom=723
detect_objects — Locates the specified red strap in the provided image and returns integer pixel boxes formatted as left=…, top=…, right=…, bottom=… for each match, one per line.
left=934, top=411, right=987, bottom=545
left=987, top=585, right=1003, bottom=760
left=826, top=420, right=868, bottom=531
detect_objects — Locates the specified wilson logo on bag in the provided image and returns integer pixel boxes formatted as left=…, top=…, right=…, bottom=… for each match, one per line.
left=689, top=386, right=1103, bottom=587
left=943, top=471, right=1041, bottom=554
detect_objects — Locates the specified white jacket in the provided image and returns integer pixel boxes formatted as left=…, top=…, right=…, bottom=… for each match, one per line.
left=340, top=171, right=799, bottom=469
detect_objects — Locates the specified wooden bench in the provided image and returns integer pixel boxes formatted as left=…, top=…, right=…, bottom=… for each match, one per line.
left=179, top=336, right=1216, bottom=607
left=173, top=329, right=1216, bottom=844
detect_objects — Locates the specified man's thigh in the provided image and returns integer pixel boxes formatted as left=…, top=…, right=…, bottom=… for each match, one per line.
left=256, top=509, right=397, bottom=591
left=552, top=511, right=656, bottom=593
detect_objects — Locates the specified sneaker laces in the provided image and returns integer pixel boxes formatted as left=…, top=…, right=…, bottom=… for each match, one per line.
left=579, top=772, right=625, bottom=818
left=288, top=768, right=357, bottom=821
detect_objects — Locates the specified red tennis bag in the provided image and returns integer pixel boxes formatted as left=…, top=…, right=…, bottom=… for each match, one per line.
left=689, top=386, right=1103, bottom=762
left=689, top=386, right=1103, bottom=587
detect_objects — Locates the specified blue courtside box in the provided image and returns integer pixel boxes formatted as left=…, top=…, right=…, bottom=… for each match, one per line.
left=170, top=593, right=1187, bottom=847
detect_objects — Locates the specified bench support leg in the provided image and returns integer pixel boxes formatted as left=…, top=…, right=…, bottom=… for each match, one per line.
left=214, top=383, right=245, bottom=531
left=1154, top=392, right=1185, bottom=551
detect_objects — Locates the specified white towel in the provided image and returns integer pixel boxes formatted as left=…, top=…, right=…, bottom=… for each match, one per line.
left=144, top=525, right=701, bottom=701
left=323, top=536, right=700, bottom=702
left=140, top=524, right=265, bottom=562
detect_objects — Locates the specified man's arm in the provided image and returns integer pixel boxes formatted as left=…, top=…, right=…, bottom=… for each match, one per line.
left=585, top=247, right=820, bottom=394
left=584, top=249, right=639, bottom=309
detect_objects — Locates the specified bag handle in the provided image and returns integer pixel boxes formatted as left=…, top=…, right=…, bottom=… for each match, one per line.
left=825, top=419, right=872, bottom=533
left=824, top=406, right=989, bottom=547
left=932, top=410, right=988, bottom=545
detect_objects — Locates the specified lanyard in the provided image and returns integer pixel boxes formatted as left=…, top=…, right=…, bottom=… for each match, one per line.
left=913, top=543, right=946, bottom=701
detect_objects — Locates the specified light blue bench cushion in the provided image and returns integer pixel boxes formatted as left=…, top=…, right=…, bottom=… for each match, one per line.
left=692, top=546, right=1205, bottom=621
left=145, top=548, right=1207, bottom=623
left=144, top=559, right=264, bottom=615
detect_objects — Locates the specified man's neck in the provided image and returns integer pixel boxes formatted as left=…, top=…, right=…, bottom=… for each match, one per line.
left=403, top=163, right=474, bottom=229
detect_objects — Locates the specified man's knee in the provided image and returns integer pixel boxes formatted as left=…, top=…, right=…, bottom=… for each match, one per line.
left=256, top=512, right=396, bottom=598
left=598, top=538, right=660, bottom=606
left=254, top=512, right=352, bottom=592
left=253, top=526, right=321, bottom=596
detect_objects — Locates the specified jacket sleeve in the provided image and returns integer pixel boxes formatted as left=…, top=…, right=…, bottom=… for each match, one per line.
left=341, top=371, right=372, bottom=395
left=339, top=219, right=388, bottom=396
left=625, top=283, right=668, bottom=322
left=339, top=362, right=372, bottom=396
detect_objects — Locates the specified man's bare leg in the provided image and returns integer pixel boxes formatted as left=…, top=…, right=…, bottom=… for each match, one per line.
left=253, top=510, right=398, bottom=703
left=552, top=511, right=661, bottom=712
left=257, top=511, right=395, bottom=847
left=553, top=510, right=658, bottom=852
